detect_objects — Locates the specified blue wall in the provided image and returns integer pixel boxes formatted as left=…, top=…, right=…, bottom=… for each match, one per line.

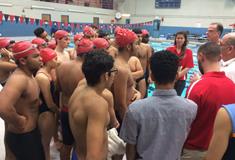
left=144, top=25, right=231, bottom=38
left=0, top=21, right=232, bottom=38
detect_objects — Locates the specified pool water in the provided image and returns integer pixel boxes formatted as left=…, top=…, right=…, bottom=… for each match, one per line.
left=148, top=41, right=200, bottom=97
left=68, top=40, right=200, bottom=98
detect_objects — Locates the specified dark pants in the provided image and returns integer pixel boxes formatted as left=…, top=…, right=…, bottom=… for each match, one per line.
left=174, top=80, right=186, bottom=96
left=5, top=128, right=45, bottom=160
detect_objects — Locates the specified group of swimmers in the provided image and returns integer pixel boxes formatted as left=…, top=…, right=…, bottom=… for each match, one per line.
left=0, top=22, right=235, bottom=160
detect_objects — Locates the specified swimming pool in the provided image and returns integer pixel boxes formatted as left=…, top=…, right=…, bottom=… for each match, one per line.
left=68, top=39, right=201, bottom=97
left=148, top=41, right=201, bottom=97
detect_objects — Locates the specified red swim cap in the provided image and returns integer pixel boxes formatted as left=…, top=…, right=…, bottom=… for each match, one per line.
left=114, top=26, right=122, bottom=35
left=32, top=38, right=46, bottom=46
left=93, top=38, right=109, bottom=49
left=77, top=38, right=94, bottom=55
left=40, top=48, right=57, bottom=63
left=142, top=29, right=149, bottom=36
left=47, top=39, right=56, bottom=50
left=74, top=33, right=84, bottom=42
left=115, top=28, right=137, bottom=47
left=0, top=38, right=11, bottom=48
left=54, top=30, right=69, bottom=40
left=83, top=26, right=95, bottom=37
left=12, top=41, right=39, bottom=59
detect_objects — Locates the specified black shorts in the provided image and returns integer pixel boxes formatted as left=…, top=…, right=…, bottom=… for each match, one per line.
left=5, top=128, right=45, bottom=160
left=60, top=110, right=74, bottom=145
left=39, top=103, right=53, bottom=114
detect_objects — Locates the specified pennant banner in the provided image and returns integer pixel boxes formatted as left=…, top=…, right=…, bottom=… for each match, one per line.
left=70, top=23, right=74, bottom=29
left=0, top=11, right=154, bottom=33
left=0, top=12, right=3, bottom=22
left=25, top=17, right=29, bottom=24
left=10, top=15, right=14, bottom=23
left=4, top=14, right=9, bottom=22
left=57, top=22, right=61, bottom=28
left=49, top=21, right=53, bottom=27
left=20, top=16, right=24, bottom=24
left=35, top=19, right=39, bottom=25
left=64, top=22, right=68, bottom=27
left=30, top=18, right=34, bottom=25
left=15, top=16, right=19, bottom=23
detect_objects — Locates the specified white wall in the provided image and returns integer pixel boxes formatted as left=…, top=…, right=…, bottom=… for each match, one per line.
left=117, top=0, right=235, bottom=28
left=0, top=0, right=117, bottom=23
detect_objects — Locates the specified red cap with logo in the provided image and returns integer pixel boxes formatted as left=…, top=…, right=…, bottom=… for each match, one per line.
left=40, top=48, right=57, bottom=63
left=12, top=41, right=39, bottom=59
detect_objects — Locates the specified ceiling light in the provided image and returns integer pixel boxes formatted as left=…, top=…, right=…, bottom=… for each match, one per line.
left=68, top=9, right=85, bottom=13
left=122, top=13, right=131, bottom=17
left=0, top=3, right=13, bottom=7
left=31, top=5, right=55, bottom=10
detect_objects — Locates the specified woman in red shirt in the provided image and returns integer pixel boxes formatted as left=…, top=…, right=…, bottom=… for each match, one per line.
left=167, top=31, right=194, bottom=96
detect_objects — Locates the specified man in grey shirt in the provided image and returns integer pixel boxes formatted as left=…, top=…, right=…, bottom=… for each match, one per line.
left=120, top=50, right=197, bottom=160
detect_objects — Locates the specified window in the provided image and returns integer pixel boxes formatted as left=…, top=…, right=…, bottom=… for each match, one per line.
left=61, top=15, right=69, bottom=23
left=42, top=14, right=51, bottom=22
left=155, top=0, right=181, bottom=8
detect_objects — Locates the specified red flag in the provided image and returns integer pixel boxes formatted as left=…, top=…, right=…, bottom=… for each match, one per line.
left=40, top=19, right=44, bottom=26
left=0, top=12, right=3, bottom=22
left=20, top=16, right=24, bottom=23
left=10, top=15, right=14, bottom=23
left=64, top=22, right=68, bottom=27
left=30, top=18, right=34, bottom=25
left=57, top=22, right=61, bottom=28
left=70, top=23, right=74, bottom=29
left=49, top=21, right=53, bottom=27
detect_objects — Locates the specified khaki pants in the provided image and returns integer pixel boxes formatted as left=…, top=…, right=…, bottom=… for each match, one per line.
left=181, top=149, right=207, bottom=160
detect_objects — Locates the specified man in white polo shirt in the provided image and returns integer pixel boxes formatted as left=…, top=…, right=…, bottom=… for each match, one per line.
left=220, top=32, right=235, bottom=83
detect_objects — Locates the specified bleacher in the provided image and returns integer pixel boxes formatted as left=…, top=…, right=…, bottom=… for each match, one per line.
left=38, top=0, right=113, bottom=9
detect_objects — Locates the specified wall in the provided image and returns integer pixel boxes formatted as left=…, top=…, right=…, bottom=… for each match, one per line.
left=117, top=0, right=235, bottom=29
left=0, top=0, right=116, bottom=23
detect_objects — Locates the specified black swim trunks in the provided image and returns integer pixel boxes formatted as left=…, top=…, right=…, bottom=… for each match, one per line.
left=5, top=127, right=45, bottom=160
left=60, top=108, right=74, bottom=145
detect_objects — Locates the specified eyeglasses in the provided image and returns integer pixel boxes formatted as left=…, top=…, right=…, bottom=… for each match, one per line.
left=108, top=68, right=118, bottom=75
left=42, top=42, right=48, bottom=47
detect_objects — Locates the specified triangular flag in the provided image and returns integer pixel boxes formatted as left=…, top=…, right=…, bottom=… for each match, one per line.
left=25, top=17, right=29, bottom=24
left=77, top=23, right=81, bottom=29
left=20, top=16, right=24, bottom=24
left=40, top=19, right=44, bottom=26
left=30, top=18, right=34, bottom=25
left=48, top=21, right=52, bottom=27
left=35, top=19, right=39, bottom=25
left=4, top=14, right=9, bottom=22
left=57, top=22, right=61, bottom=28
left=15, top=16, right=19, bottom=23
left=64, top=22, right=68, bottom=27
left=0, top=12, right=3, bottom=22
left=10, top=15, right=14, bottom=23
left=70, top=23, right=74, bottom=29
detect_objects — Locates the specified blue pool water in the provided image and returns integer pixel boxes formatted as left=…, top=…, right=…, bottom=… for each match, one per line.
left=68, top=40, right=200, bottom=97
left=148, top=41, right=200, bottom=97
